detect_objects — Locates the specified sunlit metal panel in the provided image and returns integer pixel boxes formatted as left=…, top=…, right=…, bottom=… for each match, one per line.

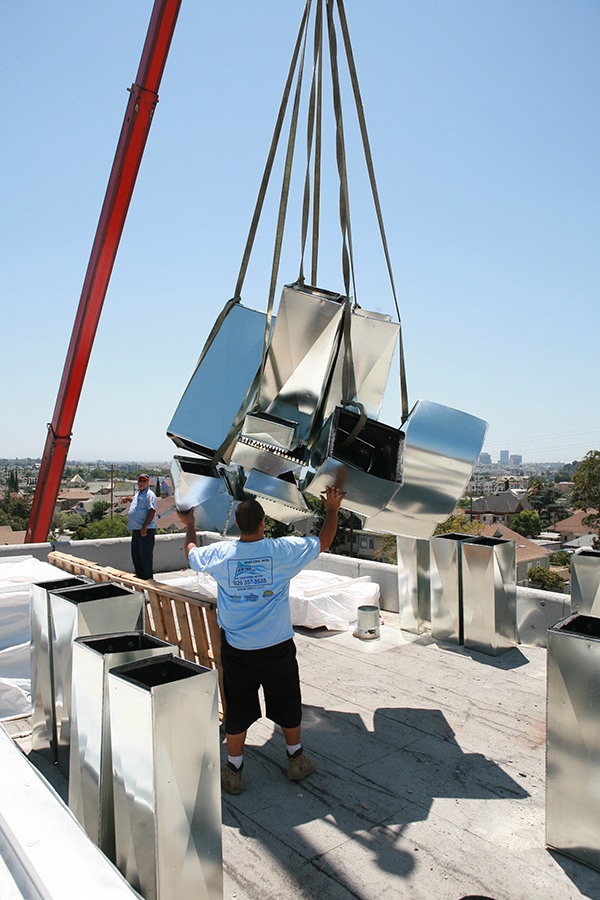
left=244, top=468, right=314, bottom=526
left=363, top=400, right=488, bottom=538
left=430, top=533, right=475, bottom=644
left=69, top=632, right=176, bottom=861
left=167, top=302, right=270, bottom=460
left=461, top=536, right=517, bottom=655
left=305, top=406, right=404, bottom=518
left=109, top=654, right=222, bottom=900
left=323, top=307, right=400, bottom=421
left=48, top=582, right=144, bottom=775
left=396, top=536, right=431, bottom=634
left=571, top=549, right=600, bottom=615
left=30, top=576, right=91, bottom=760
left=259, top=283, right=345, bottom=444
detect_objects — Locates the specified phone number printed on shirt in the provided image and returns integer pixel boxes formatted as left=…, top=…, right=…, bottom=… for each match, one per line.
left=228, top=557, right=274, bottom=589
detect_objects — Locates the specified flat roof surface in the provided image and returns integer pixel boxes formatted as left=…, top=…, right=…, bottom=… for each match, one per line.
left=9, top=609, right=600, bottom=900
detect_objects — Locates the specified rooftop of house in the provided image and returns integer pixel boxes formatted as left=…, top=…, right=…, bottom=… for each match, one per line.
left=480, top=522, right=551, bottom=563
left=471, top=490, right=532, bottom=515
left=1, top=551, right=598, bottom=899
left=550, top=508, right=598, bottom=536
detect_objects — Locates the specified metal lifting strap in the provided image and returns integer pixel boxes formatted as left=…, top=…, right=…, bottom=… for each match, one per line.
left=335, top=0, right=409, bottom=419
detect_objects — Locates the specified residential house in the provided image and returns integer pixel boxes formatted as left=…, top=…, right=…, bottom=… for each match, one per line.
left=549, top=509, right=598, bottom=544
left=469, top=491, right=532, bottom=526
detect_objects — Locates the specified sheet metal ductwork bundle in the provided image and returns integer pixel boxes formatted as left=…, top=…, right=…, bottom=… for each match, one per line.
left=168, top=282, right=488, bottom=540
left=167, top=0, right=488, bottom=540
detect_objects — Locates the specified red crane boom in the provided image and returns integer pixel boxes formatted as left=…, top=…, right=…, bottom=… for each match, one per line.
left=26, top=0, right=182, bottom=543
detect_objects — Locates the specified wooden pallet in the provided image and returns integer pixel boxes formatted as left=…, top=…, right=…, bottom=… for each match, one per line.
left=47, top=551, right=224, bottom=717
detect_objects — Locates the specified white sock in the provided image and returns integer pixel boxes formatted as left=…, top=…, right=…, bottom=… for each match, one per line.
left=228, top=754, right=243, bottom=769
left=286, top=742, right=302, bottom=756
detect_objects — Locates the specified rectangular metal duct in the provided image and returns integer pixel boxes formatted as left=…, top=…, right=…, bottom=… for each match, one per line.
left=362, top=399, right=488, bottom=539
left=30, top=575, right=91, bottom=759
left=571, top=549, right=600, bottom=615
left=461, top=536, right=517, bottom=656
left=171, top=455, right=238, bottom=534
left=259, top=283, right=345, bottom=445
left=306, top=406, right=404, bottom=518
left=323, top=307, right=400, bottom=421
left=167, top=301, right=271, bottom=461
left=230, top=412, right=307, bottom=478
left=244, top=467, right=314, bottom=526
left=396, top=536, right=431, bottom=634
left=48, top=581, right=145, bottom=775
left=69, top=631, right=176, bottom=862
left=109, top=654, right=222, bottom=900
left=547, top=613, right=600, bottom=872
left=430, top=533, right=475, bottom=644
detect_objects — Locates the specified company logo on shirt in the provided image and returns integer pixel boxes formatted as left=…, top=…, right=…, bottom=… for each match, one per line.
left=228, top=557, right=273, bottom=588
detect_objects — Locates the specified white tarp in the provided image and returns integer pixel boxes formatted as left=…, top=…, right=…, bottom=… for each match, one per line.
left=182, top=567, right=381, bottom=632
left=289, top=570, right=380, bottom=631
left=0, top=556, right=74, bottom=720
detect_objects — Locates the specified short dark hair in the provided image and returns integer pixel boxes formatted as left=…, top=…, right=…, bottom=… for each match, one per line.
left=235, top=499, right=265, bottom=535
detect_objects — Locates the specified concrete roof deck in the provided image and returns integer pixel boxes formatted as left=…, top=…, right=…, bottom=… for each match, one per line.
left=8, top=607, right=600, bottom=900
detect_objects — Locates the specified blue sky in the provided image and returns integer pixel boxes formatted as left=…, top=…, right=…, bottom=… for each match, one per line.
left=1, top=0, right=598, bottom=464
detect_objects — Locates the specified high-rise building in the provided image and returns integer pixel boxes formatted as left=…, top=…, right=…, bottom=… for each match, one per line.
left=499, top=450, right=509, bottom=463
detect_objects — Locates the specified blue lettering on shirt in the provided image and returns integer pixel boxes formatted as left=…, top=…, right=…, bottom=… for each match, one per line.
left=228, top=557, right=273, bottom=588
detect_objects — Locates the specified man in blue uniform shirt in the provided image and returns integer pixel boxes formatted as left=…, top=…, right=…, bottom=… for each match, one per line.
left=178, top=484, right=345, bottom=794
left=127, top=474, right=157, bottom=579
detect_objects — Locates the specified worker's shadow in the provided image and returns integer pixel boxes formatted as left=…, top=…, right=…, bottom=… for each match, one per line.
left=222, top=703, right=529, bottom=884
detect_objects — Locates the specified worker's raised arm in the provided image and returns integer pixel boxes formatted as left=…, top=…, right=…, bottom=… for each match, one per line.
left=318, top=485, right=346, bottom=552
left=177, top=508, right=198, bottom=560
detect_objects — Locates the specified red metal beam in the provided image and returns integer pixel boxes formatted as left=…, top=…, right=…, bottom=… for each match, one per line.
left=27, top=0, right=182, bottom=542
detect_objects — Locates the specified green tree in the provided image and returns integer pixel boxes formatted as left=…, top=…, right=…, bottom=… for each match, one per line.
left=75, top=516, right=130, bottom=540
left=572, top=450, right=600, bottom=539
left=89, top=500, right=111, bottom=521
left=527, top=565, right=565, bottom=592
left=510, top=509, right=542, bottom=538
left=0, top=495, right=31, bottom=530
left=526, top=478, right=566, bottom=528
left=433, top=514, right=484, bottom=536
left=549, top=550, right=571, bottom=568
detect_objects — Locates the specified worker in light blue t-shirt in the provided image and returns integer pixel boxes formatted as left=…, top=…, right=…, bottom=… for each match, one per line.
left=179, top=484, right=345, bottom=795
left=128, top=474, right=157, bottom=579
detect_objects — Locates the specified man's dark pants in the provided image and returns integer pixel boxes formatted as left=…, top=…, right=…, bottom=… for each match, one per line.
left=131, top=529, right=155, bottom=579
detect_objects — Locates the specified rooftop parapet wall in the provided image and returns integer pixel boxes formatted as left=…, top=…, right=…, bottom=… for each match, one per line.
left=0, top=537, right=570, bottom=647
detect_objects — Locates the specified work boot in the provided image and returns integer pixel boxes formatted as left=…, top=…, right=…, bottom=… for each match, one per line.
left=221, top=762, right=243, bottom=795
left=287, top=747, right=315, bottom=781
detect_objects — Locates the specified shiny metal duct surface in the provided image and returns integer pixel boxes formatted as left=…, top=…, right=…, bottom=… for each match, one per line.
left=546, top=613, right=600, bottom=872
left=430, top=533, right=475, bottom=644
left=167, top=302, right=270, bottom=460
left=244, top=468, right=314, bottom=526
left=231, top=413, right=306, bottom=478
left=396, top=536, right=431, bottom=634
left=461, top=537, right=517, bottom=655
left=109, top=654, right=222, bottom=900
left=363, top=400, right=488, bottom=538
left=306, top=406, right=404, bottom=518
left=571, top=549, right=600, bottom=615
left=171, top=455, right=237, bottom=534
left=48, top=582, right=144, bottom=775
left=30, top=576, right=90, bottom=758
left=68, top=632, right=176, bottom=862
left=323, top=307, right=400, bottom=421
left=259, top=284, right=345, bottom=444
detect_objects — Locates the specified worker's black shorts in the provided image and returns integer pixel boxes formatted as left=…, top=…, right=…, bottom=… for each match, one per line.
left=220, top=631, right=302, bottom=735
